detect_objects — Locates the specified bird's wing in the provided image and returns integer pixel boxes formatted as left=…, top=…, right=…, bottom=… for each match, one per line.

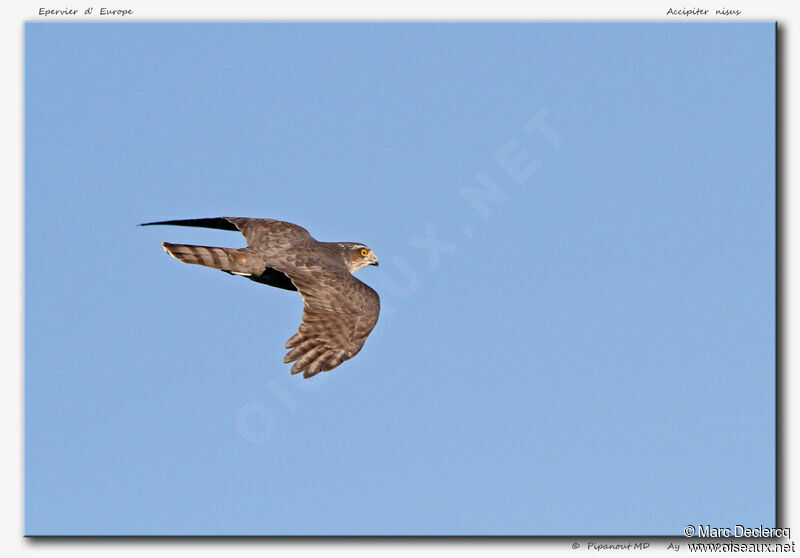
left=223, top=218, right=313, bottom=253
left=141, top=217, right=313, bottom=253
left=276, top=261, right=380, bottom=378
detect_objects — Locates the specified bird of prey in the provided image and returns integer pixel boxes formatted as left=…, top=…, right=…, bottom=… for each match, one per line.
left=141, top=217, right=380, bottom=378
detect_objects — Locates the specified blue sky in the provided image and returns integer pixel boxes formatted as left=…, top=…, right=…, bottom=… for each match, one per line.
left=25, top=22, right=775, bottom=535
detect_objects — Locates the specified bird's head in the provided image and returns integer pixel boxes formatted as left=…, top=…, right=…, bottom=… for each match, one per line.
left=346, top=243, right=379, bottom=272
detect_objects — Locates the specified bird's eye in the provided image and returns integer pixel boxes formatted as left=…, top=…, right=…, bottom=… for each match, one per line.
left=360, top=249, right=369, bottom=257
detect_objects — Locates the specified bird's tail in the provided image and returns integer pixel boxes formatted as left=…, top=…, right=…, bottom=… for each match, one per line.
left=162, top=242, right=262, bottom=276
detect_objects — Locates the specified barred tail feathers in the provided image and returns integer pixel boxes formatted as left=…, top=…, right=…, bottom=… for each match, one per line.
left=162, top=242, right=261, bottom=276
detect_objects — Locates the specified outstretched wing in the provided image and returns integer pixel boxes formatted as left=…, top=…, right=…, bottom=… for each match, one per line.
left=141, top=217, right=313, bottom=253
left=280, top=266, right=380, bottom=378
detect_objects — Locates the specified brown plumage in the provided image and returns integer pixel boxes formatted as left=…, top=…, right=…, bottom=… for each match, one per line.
left=141, top=217, right=380, bottom=378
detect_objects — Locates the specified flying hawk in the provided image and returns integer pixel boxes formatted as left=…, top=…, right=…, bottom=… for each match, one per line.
left=141, top=217, right=380, bottom=378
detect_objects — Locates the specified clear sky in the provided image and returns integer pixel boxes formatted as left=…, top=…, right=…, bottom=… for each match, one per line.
left=25, top=22, right=775, bottom=536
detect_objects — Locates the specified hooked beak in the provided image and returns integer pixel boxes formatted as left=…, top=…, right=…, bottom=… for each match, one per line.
left=370, top=254, right=379, bottom=267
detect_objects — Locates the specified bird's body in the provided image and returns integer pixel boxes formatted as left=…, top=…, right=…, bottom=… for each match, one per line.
left=142, top=217, right=380, bottom=378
